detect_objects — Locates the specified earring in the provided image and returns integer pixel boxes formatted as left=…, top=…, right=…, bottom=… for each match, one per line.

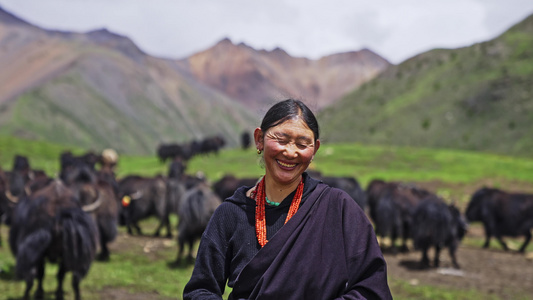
left=257, top=149, right=262, bottom=154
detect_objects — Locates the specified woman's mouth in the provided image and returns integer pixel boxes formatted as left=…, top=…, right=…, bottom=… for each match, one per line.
left=277, top=160, right=297, bottom=169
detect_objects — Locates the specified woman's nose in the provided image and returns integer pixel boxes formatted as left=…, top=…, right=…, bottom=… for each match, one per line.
left=283, top=143, right=298, bottom=158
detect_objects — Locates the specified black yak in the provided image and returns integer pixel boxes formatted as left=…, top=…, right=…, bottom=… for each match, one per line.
left=8, top=155, right=32, bottom=198
left=213, top=174, right=258, bottom=201
left=1, top=157, right=52, bottom=247
left=168, top=159, right=187, bottom=180
left=320, top=176, right=366, bottom=210
left=175, top=182, right=221, bottom=263
left=117, top=175, right=171, bottom=237
left=157, top=143, right=192, bottom=162
left=76, top=181, right=119, bottom=261
left=365, top=179, right=390, bottom=224
left=60, top=153, right=119, bottom=261
left=241, top=130, right=251, bottom=149
left=412, top=196, right=467, bottom=268
left=0, top=168, right=11, bottom=247
left=367, top=180, right=432, bottom=253
left=9, top=180, right=98, bottom=300
left=466, top=187, right=533, bottom=252
left=198, top=135, right=226, bottom=155
left=306, top=170, right=366, bottom=210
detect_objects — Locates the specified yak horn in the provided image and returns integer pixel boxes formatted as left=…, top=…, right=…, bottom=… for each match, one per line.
left=130, top=190, right=143, bottom=200
left=5, top=190, right=19, bottom=203
left=83, top=195, right=103, bottom=212
left=25, top=185, right=32, bottom=196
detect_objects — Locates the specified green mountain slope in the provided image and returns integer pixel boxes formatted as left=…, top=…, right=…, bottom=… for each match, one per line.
left=0, top=27, right=257, bottom=155
left=319, top=14, right=533, bottom=158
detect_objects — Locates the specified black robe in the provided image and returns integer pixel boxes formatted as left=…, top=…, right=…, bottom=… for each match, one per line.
left=183, top=174, right=391, bottom=300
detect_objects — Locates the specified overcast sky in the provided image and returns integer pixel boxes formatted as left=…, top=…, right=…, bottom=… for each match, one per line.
left=1, top=0, right=532, bottom=64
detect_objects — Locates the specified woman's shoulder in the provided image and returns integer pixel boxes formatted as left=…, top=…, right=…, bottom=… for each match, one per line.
left=213, top=186, right=253, bottom=215
left=319, top=184, right=366, bottom=212
left=318, top=183, right=351, bottom=199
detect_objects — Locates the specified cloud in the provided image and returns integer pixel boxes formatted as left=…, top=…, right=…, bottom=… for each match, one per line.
left=1, top=0, right=532, bottom=63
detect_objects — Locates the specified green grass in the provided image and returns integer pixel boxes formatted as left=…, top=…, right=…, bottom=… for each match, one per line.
left=0, top=221, right=186, bottom=300
left=389, top=278, right=505, bottom=300
left=0, top=134, right=84, bottom=175
left=2, top=136, right=533, bottom=299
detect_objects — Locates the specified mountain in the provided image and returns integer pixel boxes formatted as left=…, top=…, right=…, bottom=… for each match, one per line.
left=0, top=6, right=390, bottom=155
left=0, top=7, right=257, bottom=155
left=319, top=13, right=533, bottom=158
left=178, top=38, right=390, bottom=112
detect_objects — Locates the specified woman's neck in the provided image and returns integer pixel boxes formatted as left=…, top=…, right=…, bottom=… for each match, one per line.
left=264, top=175, right=302, bottom=204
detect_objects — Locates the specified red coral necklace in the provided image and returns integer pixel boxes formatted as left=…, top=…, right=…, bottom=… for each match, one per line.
left=252, top=176, right=304, bottom=247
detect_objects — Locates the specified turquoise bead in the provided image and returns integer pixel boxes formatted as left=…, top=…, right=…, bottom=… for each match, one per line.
left=265, top=196, right=280, bottom=207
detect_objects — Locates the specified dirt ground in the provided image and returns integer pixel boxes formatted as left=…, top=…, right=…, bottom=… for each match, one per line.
left=99, top=228, right=533, bottom=300
left=95, top=179, right=533, bottom=299
left=384, top=239, right=533, bottom=299
left=383, top=179, right=533, bottom=299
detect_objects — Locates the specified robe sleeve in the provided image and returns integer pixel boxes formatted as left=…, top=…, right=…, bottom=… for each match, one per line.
left=182, top=203, right=232, bottom=300
left=334, top=190, right=393, bottom=300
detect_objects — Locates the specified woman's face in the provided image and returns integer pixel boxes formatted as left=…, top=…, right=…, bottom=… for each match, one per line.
left=255, top=117, right=320, bottom=187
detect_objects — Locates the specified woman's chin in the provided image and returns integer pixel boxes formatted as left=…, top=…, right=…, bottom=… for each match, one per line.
left=271, top=170, right=302, bottom=184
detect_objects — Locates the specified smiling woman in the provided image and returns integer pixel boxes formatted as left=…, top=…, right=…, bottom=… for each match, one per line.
left=183, top=99, right=392, bottom=299
left=256, top=117, right=319, bottom=200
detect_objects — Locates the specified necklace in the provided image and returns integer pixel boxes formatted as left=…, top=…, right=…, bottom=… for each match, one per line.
left=253, top=176, right=304, bottom=247
left=265, top=196, right=280, bottom=207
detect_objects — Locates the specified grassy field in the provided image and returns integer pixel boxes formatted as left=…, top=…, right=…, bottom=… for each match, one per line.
left=1, top=137, right=533, bottom=299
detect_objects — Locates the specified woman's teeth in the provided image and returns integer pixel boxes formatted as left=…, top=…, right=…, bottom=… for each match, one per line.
left=277, top=160, right=296, bottom=168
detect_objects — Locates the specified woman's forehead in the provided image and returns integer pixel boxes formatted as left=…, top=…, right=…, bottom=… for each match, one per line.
left=267, top=118, right=313, bottom=137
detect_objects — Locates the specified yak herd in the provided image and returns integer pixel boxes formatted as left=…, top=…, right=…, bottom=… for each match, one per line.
left=1, top=142, right=533, bottom=299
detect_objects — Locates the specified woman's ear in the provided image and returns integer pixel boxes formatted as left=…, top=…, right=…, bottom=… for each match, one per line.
left=254, top=127, right=264, bottom=151
left=313, top=139, right=321, bottom=155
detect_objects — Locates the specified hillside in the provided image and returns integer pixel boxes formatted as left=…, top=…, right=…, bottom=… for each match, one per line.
left=178, top=38, right=390, bottom=112
left=319, top=13, right=533, bottom=158
left=0, top=7, right=257, bottom=155
left=0, top=6, right=390, bottom=155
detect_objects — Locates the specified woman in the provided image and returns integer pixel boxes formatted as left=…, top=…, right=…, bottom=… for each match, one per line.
left=183, top=99, right=392, bottom=299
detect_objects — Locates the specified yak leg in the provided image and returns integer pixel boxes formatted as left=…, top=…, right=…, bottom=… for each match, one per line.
left=0, top=213, right=5, bottom=247
left=449, top=244, right=460, bottom=269
left=125, top=213, right=142, bottom=235
left=154, top=199, right=172, bottom=238
left=495, top=234, right=509, bottom=251
left=33, top=259, right=45, bottom=300
left=420, top=247, right=430, bottom=269
left=176, top=236, right=185, bottom=263
left=153, top=216, right=162, bottom=237
left=400, top=222, right=410, bottom=253
left=187, top=238, right=195, bottom=263
left=519, top=230, right=532, bottom=253
left=153, top=215, right=172, bottom=238
left=126, top=219, right=142, bottom=235
left=391, top=224, right=402, bottom=254
left=434, top=245, right=441, bottom=268
left=389, top=227, right=397, bottom=254
left=482, top=225, right=492, bottom=248
left=98, top=233, right=111, bottom=261
left=126, top=218, right=143, bottom=235
left=22, top=268, right=36, bottom=300
left=72, top=271, right=82, bottom=300
left=23, top=277, right=34, bottom=300
left=55, top=263, right=66, bottom=300
left=165, top=215, right=173, bottom=238
left=482, top=235, right=491, bottom=248
left=126, top=221, right=134, bottom=235
left=132, top=221, right=143, bottom=235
